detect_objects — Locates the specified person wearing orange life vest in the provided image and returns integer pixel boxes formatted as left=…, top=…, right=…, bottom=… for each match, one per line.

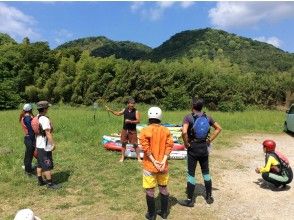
left=140, top=107, right=174, bottom=220
left=19, top=103, right=36, bottom=176
left=255, top=140, right=293, bottom=188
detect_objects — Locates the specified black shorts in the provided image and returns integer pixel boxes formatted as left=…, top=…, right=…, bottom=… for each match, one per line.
left=37, top=148, right=54, bottom=171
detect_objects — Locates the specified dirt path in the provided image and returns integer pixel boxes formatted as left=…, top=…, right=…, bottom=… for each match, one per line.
left=210, top=133, right=294, bottom=220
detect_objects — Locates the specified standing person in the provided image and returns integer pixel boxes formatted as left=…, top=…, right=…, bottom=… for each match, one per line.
left=255, top=140, right=293, bottom=188
left=34, top=101, right=58, bottom=189
left=19, top=103, right=36, bottom=176
left=140, top=107, right=174, bottom=220
left=178, top=98, right=222, bottom=207
left=105, top=98, right=141, bottom=162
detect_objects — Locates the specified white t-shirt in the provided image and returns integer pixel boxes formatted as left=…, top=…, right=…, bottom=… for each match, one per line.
left=36, top=115, right=52, bottom=151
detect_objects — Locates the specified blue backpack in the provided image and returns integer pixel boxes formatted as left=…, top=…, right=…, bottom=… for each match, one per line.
left=192, top=114, right=210, bottom=139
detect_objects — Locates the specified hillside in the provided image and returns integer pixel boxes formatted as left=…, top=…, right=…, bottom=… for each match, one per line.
left=0, top=33, right=17, bottom=46
left=150, top=28, right=294, bottom=73
left=56, top=36, right=152, bottom=60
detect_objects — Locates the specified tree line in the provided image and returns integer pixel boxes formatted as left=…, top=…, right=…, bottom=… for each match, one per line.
left=0, top=35, right=293, bottom=111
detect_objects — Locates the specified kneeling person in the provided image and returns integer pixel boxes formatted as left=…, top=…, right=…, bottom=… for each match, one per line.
left=255, top=140, right=293, bottom=188
left=140, top=107, right=174, bottom=220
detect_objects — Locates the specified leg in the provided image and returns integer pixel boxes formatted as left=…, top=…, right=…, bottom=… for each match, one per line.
left=120, top=129, right=128, bottom=162
left=134, top=144, right=142, bottom=162
left=129, top=130, right=141, bottom=162
left=158, top=185, right=169, bottom=219
left=36, top=148, right=46, bottom=185
left=199, top=156, right=213, bottom=204
left=143, top=170, right=157, bottom=220
left=262, top=172, right=289, bottom=187
left=24, top=136, right=34, bottom=173
left=120, top=143, right=126, bottom=162
left=178, top=151, right=197, bottom=207
left=145, top=188, right=156, bottom=220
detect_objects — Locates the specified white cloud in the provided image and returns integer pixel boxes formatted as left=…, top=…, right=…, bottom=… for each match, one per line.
left=130, top=2, right=144, bottom=12
left=54, top=29, right=74, bottom=45
left=130, top=1, right=193, bottom=21
left=181, top=1, right=194, bottom=9
left=209, top=2, right=294, bottom=29
left=254, top=36, right=282, bottom=48
left=0, top=3, right=40, bottom=41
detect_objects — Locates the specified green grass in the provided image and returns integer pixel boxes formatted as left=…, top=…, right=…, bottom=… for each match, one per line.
left=0, top=106, right=286, bottom=219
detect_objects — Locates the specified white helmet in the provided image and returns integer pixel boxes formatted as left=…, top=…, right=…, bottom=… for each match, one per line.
left=148, top=107, right=162, bottom=120
left=14, top=209, right=41, bottom=220
left=23, top=103, right=32, bottom=112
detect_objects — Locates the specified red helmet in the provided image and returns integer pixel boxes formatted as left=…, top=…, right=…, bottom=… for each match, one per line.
left=262, top=140, right=276, bottom=152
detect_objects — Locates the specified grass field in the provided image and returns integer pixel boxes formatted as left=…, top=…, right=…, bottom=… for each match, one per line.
left=0, top=105, right=285, bottom=219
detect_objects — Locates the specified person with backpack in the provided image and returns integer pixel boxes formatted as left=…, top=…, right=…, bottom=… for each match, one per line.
left=255, top=139, right=293, bottom=188
left=140, top=107, right=174, bottom=220
left=105, top=98, right=141, bottom=162
left=33, top=101, right=59, bottom=189
left=178, top=98, right=222, bottom=207
left=19, top=103, right=36, bottom=176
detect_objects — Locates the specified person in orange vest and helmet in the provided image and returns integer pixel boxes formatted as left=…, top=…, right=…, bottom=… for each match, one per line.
left=140, top=107, right=174, bottom=220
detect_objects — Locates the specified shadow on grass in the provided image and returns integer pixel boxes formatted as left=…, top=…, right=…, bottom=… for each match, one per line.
left=253, top=178, right=291, bottom=192
left=52, top=170, right=71, bottom=184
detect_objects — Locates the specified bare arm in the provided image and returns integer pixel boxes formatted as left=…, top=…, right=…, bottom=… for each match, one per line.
left=105, top=105, right=124, bottom=116
left=182, top=123, right=190, bottom=148
left=45, top=129, right=55, bottom=150
left=208, top=122, right=222, bottom=143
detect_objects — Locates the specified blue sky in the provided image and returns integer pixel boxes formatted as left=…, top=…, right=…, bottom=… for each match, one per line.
left=1, top=1, right=294, bottom=53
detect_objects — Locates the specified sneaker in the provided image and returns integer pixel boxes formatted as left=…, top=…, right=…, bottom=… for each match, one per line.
left=157, top=210, right=168, bottom=219
left=178, top=199, right=194, bottom=207
left=205, top=195, right=214, bottom=204
left=47, top=183, right=62, bottom=189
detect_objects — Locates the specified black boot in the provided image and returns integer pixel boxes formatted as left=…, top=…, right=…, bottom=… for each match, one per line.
left=145, top=195, right=156, bottom=220
left=157, top=193, right=169, bottom=219
left=204, top=180, right=214, bottom=204
left=178, top=182, right=195, bottom=207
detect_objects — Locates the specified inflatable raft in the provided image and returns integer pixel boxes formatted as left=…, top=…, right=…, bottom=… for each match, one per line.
left=103, top=141, right=185, bottom=151
left=102, top=134, right=180, bottom=144
left=124, top=148, right=187, bottom=160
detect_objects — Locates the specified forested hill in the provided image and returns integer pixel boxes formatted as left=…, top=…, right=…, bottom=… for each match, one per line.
left=55, top=28, right=294, bottom=74
left=150, top=28, right=294, bottom=73
left=56, top=36, right=152, bottom=60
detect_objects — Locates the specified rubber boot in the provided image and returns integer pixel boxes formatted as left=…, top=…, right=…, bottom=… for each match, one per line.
left=145, top=195, right=156, bottom=220
left=204, top=180, right=214, bottom=204
left=157, top=193, right=169, bottom=219
left=178, top=182, right=195, bottom=207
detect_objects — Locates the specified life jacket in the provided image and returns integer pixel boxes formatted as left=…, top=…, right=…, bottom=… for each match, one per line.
left=123, top=108, right=137, bottom=130
left=21, top=115, right=33, bottom=135
left=266, top=151, right=290, bottom=174
left=31, top=115, right=51, bottom=136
